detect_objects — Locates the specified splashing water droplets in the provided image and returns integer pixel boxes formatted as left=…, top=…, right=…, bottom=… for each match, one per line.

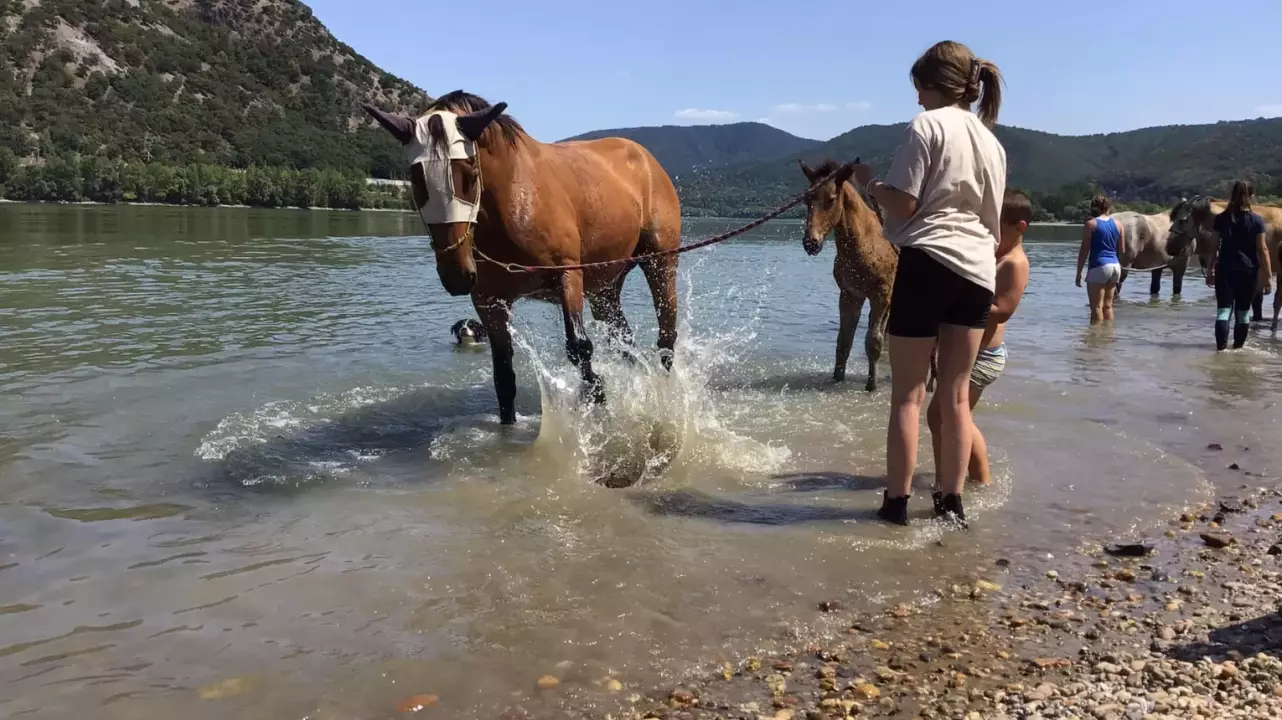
left=516, top=265, right=790, bottom=489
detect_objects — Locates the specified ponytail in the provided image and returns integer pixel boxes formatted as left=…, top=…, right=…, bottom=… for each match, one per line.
left=974, top=60, right=1003, bottom=128
left=1227, top=180, right=1253, bottom=215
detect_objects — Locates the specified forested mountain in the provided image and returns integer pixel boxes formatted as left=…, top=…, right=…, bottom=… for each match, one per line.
left=586, top=118, right=1282, bottom=220
left=1, top=0, right=1278, bottom=218
left=0, top=0, right=431, bottom=207
left=563, top=122, right=821, bottom=177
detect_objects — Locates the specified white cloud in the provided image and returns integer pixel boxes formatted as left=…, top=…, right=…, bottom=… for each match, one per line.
left=771, top=102, right=868, bottom=115
left=674, top=108, right=740, bottom=121
left=1257, top=104, right=1282, bottom=118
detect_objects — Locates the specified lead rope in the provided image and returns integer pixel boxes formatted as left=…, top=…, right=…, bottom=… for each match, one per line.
left=465, top=163, right=853, bottom=274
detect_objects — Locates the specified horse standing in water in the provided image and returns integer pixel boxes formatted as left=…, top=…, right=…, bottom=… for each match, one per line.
left=798, top=160, right=898, bottom=391
left=1168, top=196, right=1282, bottom=330
left=363, top=91, right=682, bottom=424
left=1111, top=209, right=1190, bottom=298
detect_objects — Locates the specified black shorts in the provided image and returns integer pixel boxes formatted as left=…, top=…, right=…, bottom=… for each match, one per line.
left=1214, top=265, right=1256, bottom=312
left=887, top=247, right=994, bottom=338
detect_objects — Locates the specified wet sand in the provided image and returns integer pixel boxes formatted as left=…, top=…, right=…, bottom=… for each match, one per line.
left=527, top=453, right=1282, bottom=720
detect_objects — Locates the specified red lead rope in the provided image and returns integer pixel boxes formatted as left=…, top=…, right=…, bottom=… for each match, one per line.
left=471, top=162, right=854, bottom=274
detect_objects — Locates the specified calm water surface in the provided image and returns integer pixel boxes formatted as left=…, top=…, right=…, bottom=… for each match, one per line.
left=1, top=204, right=1279, bottom=718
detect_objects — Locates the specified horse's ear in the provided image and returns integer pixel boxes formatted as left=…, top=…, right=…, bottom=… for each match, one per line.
left=363, top=103, right=415, bottom=145
left=834, top=163, right=856, bottom=187
left=798, top=159, right=816, bottom=183
left=458, top=102, right=508, bottom=142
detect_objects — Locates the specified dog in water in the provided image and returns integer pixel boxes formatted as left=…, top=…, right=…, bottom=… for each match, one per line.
left=450, top=319, right=488, bottom=346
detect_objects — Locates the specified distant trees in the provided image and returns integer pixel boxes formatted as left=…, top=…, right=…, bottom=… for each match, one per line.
left=0, top=155, right=410, bottom=210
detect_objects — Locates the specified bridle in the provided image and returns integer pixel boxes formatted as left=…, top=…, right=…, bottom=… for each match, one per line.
left=427, top=164, right=484, bottom=256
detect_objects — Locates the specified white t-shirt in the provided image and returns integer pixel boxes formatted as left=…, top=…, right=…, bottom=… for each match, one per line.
left=883, top=106, right=1007, bottom=292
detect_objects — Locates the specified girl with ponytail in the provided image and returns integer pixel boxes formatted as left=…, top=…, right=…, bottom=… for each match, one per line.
left=1206, top=180, right=1272, bottom=349
left=851, top=40, right=1007, bottom=528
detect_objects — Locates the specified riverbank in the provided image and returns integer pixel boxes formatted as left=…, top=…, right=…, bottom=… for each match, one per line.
left=518, top=459, right=1282, bottom=720
left=0, top=198, right=416, bottom=213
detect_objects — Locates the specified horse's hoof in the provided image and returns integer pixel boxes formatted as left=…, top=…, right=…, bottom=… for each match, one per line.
left=865, top=380, right=876, bottom=393
left=583, top=379, right=607, bottom=406
left=500, top=411, right=517, bottom=426
left=658, top=350, right=674, bottom=372
left=833, top=370, right=845, bottom=383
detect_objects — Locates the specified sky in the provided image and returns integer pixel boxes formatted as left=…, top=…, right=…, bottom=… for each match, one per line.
left=306, top=0, right=1282, bottom=142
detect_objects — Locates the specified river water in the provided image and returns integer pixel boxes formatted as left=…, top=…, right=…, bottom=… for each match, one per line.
left=1, top=204, right=1279, bottom=719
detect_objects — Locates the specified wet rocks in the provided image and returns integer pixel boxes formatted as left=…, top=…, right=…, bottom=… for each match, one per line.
left=1220, top=498, right=1247, bottom=514
left=1201, top=533, right=1236, bottom=548
left=536, top=675, right=560, bottom=690
left=526, top=486, right=1282, bottom=720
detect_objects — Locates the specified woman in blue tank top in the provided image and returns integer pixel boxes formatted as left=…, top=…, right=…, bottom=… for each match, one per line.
left=1075, top=195, right=1127, bottom=324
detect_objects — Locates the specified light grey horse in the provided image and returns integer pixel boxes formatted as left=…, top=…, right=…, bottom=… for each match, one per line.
left=1111, top=209, right=1193, bottom=297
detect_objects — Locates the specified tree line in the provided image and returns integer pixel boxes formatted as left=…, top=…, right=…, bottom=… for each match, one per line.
left=0, top=152, right=410, bottom=210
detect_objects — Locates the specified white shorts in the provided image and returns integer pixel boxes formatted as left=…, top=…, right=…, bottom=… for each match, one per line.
left=1087, top=263, right=1122, bottom=286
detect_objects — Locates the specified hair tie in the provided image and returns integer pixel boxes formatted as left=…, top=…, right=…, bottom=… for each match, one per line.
left=968, top=59, right=982, bottom=92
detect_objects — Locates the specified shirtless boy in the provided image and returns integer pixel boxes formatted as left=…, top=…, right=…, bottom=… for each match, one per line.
left=927, top=189, right=1032, bottom=489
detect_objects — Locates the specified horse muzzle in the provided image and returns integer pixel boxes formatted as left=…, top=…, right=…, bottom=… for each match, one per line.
left=439, top=267, right=477, bottom=296
left=803, top=236, right=825, bottom=256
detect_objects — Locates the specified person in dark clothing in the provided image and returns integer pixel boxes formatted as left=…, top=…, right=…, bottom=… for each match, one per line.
left=1205, top=180, right=1273, bottom=350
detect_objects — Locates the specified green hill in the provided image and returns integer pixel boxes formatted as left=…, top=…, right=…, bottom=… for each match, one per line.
left=585, top=118, right=1282, bottom=220
left=563, top=122, right=821, bottom=178
left=0, top=0, right=430, bottom=207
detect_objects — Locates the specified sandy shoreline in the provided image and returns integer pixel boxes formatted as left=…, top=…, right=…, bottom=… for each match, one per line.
left=500, top=452, right=1282, bottom=720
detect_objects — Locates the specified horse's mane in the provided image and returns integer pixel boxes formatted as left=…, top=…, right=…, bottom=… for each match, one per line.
left=809, top=157, right=884, bottom=226
left=809, top=159, right=844, bottom=180
left=425, top=90, right=525, bottom=149
left=1169, top=195, right=1217, bottom=223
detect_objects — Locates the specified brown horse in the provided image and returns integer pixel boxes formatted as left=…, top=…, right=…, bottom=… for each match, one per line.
left=363, top=91, right=682, bottom=424
left=798, top=160, right=898, bottom=391
left=1168, top=196, right=1282, bottom=330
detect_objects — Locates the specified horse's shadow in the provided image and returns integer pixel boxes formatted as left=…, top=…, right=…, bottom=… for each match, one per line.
left=631, top=488, right=876, bottom=526
left=197, top=383, right=531, bottom=494
left=771, top=471, right=885, bottom=493
left=709, top=371, right=871, bottom=396
left=630, top=471, right=888, bottom=527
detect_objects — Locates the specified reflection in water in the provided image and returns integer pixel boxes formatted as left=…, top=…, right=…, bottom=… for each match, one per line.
left=0, top=207, right=1279, bottom=719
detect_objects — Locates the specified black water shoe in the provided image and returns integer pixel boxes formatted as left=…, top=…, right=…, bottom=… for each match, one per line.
left=878, top=492, right=910, bottom=526
left=931, top=490, right=945, bottom=516
left=935, top=493, right=968, bottom=529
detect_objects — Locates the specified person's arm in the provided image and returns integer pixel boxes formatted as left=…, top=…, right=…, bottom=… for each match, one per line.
left=867, top=182, right=917, bottom=225
left=1256, top=222, right=1272, bottom=293
left=990, top=253, right=1030, bottom=324
left=1076, top=219, right=1093, bottom=287
left=854, top=118, right=930, bottom=226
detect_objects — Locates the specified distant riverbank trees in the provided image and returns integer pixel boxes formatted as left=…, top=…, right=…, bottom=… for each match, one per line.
left=0, top=152, right=411, bottom=210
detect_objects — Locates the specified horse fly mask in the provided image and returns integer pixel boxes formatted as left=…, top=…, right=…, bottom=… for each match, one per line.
left=405, top=112, right=482, bottom=230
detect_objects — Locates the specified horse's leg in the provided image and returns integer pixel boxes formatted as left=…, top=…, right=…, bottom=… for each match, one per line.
left=473, top=295, right=517, bottom=425
left=587, top=270, right=637, bottom=357
left=1171, top=259, right=1186, bottom=298
left=640, top=256, right=678, bottom=371
left=864, top=294, right=890, bottom=392
left=1273, top=279, right=1281, bottom=333
left=1252, top=290, right=1265, bottom=322
left=560, top=269, right=605, bottom=405
left=1118, top=268, right=1129, bottom=294
left=834, top=289, right=864, bottom=383
left=1149, top=268, right=1162, bottom=297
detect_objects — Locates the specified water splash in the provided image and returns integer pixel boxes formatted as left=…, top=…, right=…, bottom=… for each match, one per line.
left=511, top=261, right=793, bottom=488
